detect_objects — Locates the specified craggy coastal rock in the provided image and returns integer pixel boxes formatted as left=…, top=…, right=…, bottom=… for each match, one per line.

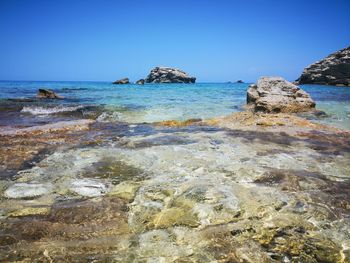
left=112, top=78, right=130, bottom=84
left=296, top=46, right=350, bottom=86
left=145, top=67, right=196, bottom=83
left=37, top=88, right=64, bottom=99
left=136, top=79, right=145, bottom=85
left=247, top=76, right=316, bottom=113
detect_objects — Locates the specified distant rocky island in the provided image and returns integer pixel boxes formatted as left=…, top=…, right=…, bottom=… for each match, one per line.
left=296, top=46, right=350, bottom=86
left=145, top=67, right=196, bottom=83
left=113, top=67, right=196, bottom=84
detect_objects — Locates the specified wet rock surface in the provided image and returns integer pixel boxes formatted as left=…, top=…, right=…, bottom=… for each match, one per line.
left=145, top=67, right=196, bottom=83
left=0, top=112, right=349, bottom=262
left=37, top=88, right=64, bottom=99
left=296, top=46, right=350, bottom=86
left=247, top=77, right=316, bottom=113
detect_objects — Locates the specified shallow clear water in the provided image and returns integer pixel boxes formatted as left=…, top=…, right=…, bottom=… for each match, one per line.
left=1, top=81, right=349, bottom=129
left=1, top=81, right=350, bottom=261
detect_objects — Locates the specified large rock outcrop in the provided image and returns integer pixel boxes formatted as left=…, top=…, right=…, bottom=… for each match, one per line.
left=145, top=67, right=196, bottom=83
left=296, top=46, right=350, bottom=86
left=247, top=77, right=315, bottom=113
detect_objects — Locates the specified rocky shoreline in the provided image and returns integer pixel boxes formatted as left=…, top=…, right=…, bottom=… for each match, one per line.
left=0, top=77, right=349, bottom=262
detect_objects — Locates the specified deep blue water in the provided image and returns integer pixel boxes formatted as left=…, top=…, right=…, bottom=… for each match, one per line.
left=0, top=81, right=349, bottom=129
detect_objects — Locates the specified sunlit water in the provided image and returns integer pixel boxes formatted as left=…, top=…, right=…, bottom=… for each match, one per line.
left=0, top=81, right=350, bottom=261
left=0, top=81, right=349, bottom=129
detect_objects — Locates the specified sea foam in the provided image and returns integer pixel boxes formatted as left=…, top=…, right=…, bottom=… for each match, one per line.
left=21, top=105, right=84, bottom=115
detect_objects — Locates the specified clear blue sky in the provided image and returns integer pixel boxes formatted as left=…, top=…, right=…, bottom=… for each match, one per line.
left=0, top=0, right=349, bottom=82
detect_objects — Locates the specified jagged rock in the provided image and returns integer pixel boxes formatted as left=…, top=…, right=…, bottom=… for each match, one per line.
left=145, top=67, right=196, bottom=83
left=113, top=78, right=130, bottom=84
left=247, top=77, right=316, bottom=113
left=37, top=89, right=64, bottom=99
left=296, top=46, right=350, bottom=86
left=136, top=79, right=145, bottom=85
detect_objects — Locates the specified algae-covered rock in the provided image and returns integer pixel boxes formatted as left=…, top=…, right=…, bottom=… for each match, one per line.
left=7, top=207, right=50, bottom=217
left=107, top=181, right=141, bottom=201
left=151, top=207, right=199, bottom=229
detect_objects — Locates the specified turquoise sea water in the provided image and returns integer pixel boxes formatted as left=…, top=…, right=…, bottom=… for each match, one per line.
left=0, top=81, right=349, bottom=129
left=1, top=82, right=350, bottom=261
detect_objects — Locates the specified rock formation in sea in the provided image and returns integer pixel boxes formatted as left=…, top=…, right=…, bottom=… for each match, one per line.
left=295, top=46, right=350, bottom=86
left=136, top=79, right=145, bottom=85
left=113, top=78, right=130, bottom=84
left=247, top=76, right=315, bottom=113
left=236, top=80, right=244, bottom=83
left=37, top=89, right=64, bottom=99
left=145, top=67, right=196, bottom=83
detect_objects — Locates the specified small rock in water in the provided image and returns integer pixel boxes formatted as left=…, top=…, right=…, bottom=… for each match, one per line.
left=70, top=179, right=107, bottom=197
left=37, top=88, right=64, bottom=99
left=112, top=78, right=130, bottom=84
left=4, top=183, right=52, bottom=199
left=136, top=79, right=145, bottom=85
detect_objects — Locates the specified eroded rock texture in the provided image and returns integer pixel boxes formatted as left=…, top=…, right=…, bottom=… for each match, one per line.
left=296, top=46, right=350, bottom=86
left=247, top=77, right=316, bottom=113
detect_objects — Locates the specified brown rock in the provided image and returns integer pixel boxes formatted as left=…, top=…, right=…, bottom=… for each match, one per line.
left=37, top=89, right=64, bottom=99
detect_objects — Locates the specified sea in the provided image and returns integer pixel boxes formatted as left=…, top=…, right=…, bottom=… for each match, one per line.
left=0, top=81, right=350, bottom=261
left=0, top=81, right=349, bottom=129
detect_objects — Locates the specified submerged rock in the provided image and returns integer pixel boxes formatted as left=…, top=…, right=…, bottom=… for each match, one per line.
left=5, top=183, right=52, bottom=199
left=107, top=181, right=141, bottom=201
left=296, top=46, right=350, bottom=86
left=37, top=89, right=64, bottom=99
left=69, top=179, right=107, bottom=197
left=136, top=79, right=145, bottom=85
left=145, top=67, right=196, bottom=83
left=8, top=207, right=50, bottom=217
left=113, top=78, right=130, bottom=84
left=247, top=77, right=316, bottom=113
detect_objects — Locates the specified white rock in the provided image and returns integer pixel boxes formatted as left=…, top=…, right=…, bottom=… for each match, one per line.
left=70, top=179, right=107, bottom=197
left=5, top=183, right=52, bottom=199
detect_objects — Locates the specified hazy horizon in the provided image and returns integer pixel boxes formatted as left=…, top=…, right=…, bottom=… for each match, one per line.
left=1, top=0, right=349, bottom=82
